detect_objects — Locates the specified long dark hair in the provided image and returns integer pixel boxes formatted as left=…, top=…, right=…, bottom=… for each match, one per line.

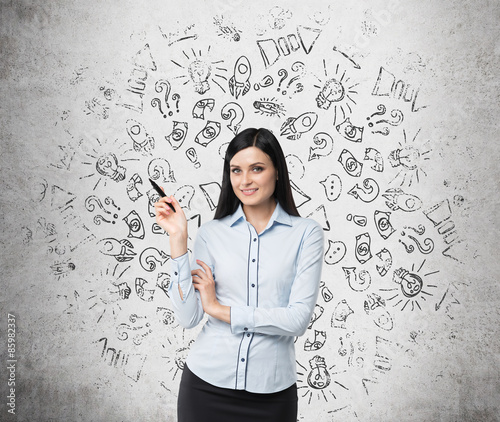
left=214, top=128, right=300, bottom=219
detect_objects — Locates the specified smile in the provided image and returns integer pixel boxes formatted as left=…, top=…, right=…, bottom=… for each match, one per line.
left=241, top=188, right=258, bottom=196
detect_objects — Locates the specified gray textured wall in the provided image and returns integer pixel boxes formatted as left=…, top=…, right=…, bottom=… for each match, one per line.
left=1, top=0, right=499, bottom=421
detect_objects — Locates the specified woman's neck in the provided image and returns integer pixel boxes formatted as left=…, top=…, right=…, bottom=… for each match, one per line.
left=242, top=199, right=277, bottom=234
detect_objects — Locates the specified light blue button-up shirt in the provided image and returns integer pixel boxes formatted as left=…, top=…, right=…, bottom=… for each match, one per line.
left=168, top=202, right=324, bottom=393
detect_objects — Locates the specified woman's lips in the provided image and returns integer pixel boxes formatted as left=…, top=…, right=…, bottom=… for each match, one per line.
left=241, top=188, right=258, bottom=196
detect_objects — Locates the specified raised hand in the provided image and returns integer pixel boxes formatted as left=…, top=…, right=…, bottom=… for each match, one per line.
left=153, top=189, right=188, bottom=259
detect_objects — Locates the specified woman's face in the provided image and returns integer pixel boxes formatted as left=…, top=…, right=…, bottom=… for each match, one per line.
left=229, top=146, right=278, bottom=211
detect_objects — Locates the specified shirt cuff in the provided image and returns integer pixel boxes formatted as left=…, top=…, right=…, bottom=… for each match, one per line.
left=230, top=305, right=255, bottom=334
left=169, top=252, right=191, bottom=301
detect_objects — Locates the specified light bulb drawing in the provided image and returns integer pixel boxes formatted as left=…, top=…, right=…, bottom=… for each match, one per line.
left=314, top=60, right=358, bottom=124
left=381, top=260, right=439, bottom=311
left=85, top=264, right=132, bottom=324
left=297, top=356, right=349, bottom=404
left=172, top=47, right=228, bottom=94
left=161, top=332, right=195, bottom=383
left=80, top=137, right=138, bottom=190
left=388, top=128, right=431, bottom=187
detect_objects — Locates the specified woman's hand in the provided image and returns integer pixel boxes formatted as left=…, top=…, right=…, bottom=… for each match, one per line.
left=153, top=190, right=188, bottom=259
left=154, top=192, right=187, bottom=236
left=191, top=260, right=230, bottom=324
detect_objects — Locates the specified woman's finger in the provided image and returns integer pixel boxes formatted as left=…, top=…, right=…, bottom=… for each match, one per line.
left=195, top=260, right=213, bottom=278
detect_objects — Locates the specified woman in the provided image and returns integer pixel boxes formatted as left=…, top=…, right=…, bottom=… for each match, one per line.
left=154, top=128, right=324, bottom=421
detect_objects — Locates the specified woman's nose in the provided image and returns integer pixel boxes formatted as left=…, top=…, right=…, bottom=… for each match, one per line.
left=241, top=171, right=251, bottom=185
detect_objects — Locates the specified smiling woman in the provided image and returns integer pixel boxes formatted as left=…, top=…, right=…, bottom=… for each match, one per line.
left=154, top=128, right=324, bottom=422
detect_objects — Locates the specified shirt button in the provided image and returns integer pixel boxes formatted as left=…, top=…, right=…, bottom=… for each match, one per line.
left=174, top=272, right=178, bottom=275
left=247, top=333, right=251, bottom=337
left=244, top=327, right=248, bottom=331
left=241, top=358, right=245, bottom=362
left=252, top=259, right=256, bottom=262
left=253, top=238, right=257, bottom=242
left=251, top=284, right=255, bottom=288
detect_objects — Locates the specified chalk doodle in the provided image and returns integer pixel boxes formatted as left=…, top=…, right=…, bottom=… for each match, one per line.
left=315, top=61, right=358, bottom=124
left=135, top=278, right=156, bottom=302
left=366, top=104, right=404, bottom=136
left=221, top=102, right=244, bottom=134
left=139, top=247, right=169, bottom=272
left=297, top=356, right=349, bottom=404
left=320, top=174, right=342, bottom=201
left=85, top=265, right=132, bottom=323
left=388, top=128, right=430, bottom=187
left=127, top=174, right=143, bottom=202
left=45, top=5, right=467, bottom=418
left=343, top=267, right=371, bottom=292
left=364, top=148, right=384, bottom=172
left=228, top=56, right=251, bottom=99
left=308, top=132, right=334, bottom=161
left=331, top=300, right=354, bottom=329
left=383, top=188, right=422, bottom=212
left=355, top=233, right=372, bottom=264
left=117, top=314, right=153, bottom=345
left=192, top=98, right=215, bottom=119
left=336, top=118, right=364, bottom=143
left=123, top=210, right=145, bottom=239
left=172, top=47, right=228, bottom=94
left=253, top=98, right=286, bottom=117
left=372, top=66, right=426, bottom=112
left=382, top=260, right=439, bottom=311
left=348, top=178, right=380, bottom=203
left=165, top=121, right=189, bottom=150
left=195, top=120, right=222, bottom=147
left=257, top=26, right=322, bottom=67
left=148, top=158, right=176, bottom=183
left=98, top=238, right=136, bottom=262
left=423, top=199, right=463, bottom=262
left=324, top=240, right=347, bottom=265
left=213, top=15, right=242, bottom=42
left=79, top=137, right=140, bottom=190
left=281, top=112, right=318, bottom=140
left=338, top=149, right=363, bottom=177
left=96, top=337, right=147, bottom=382
left=399, top=226, right=435, bottom=255
left=199, top=181, right=221, bottom=211
left=85, top=195, right=120, bottom=225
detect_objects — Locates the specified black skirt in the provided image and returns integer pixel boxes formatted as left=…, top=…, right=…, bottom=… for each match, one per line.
left=177, top=365, right=298, bottom=422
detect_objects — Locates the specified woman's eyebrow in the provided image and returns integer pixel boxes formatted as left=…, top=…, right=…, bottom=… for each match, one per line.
left=230, top=162, right=266, bottom=168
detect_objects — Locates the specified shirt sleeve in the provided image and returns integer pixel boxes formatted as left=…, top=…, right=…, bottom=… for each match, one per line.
left=230, top=222, right=324, bottom=337
left=167, top=228, right=211, bottom=329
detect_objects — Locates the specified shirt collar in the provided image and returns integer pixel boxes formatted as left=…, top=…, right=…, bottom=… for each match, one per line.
left=225, top=201, right=292, bottom=228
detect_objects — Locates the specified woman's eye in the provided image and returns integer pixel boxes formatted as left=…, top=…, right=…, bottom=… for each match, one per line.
left=252, top=167, right=263, bottom=172
left=231, top=168, right=241, bottom=174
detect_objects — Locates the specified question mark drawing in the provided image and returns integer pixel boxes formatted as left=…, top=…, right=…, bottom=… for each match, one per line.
left=286, top=61, right=306, bottom=95
left=277, top=69, right=288, bottom=94
left=139, top=247, right=169, bottom=272
left=171, top=93, right=181, bottom=114
left=221, top=102, right=244, bottom=135
left=308, top=132, right=334, bottom=161
left=148, top=158, right=176, bottom=183
left=84, top=195, right=118, bottom=225
left=153, top=80, right=172, bottom=117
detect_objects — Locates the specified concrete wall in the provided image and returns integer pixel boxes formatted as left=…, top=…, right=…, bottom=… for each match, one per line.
left=1, top=0, right=499, bottom=420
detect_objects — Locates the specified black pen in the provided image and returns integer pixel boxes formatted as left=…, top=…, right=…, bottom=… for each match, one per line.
left=149, top=178, right=176, bottom=212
